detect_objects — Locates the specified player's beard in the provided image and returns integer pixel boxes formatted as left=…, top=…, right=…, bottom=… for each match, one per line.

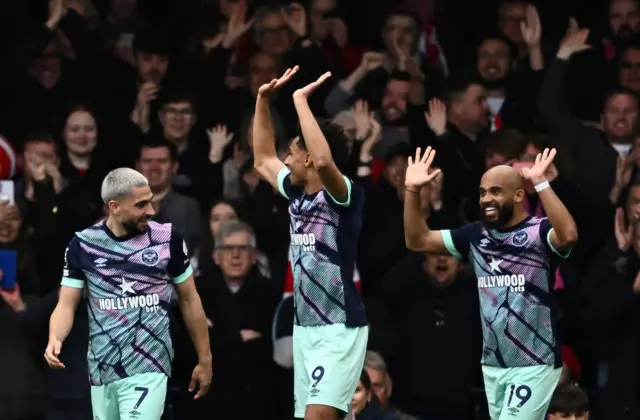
left=122, top=217, right=150, bottom=235
left=481, top=201, right=514, bottom=228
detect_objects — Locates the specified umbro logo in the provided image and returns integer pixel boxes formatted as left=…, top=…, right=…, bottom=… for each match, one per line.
left=94, top=258, right=107, bottom=268
left=480, top=238, right=490, bottom=247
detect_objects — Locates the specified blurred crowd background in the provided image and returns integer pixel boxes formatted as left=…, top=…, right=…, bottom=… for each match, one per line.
left=0, top=0, right=637, bottom=419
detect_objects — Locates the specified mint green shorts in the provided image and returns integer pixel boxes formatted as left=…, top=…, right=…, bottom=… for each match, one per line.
left=293, top=324, right=368, bottom=418
left=482, top=365, right=561, bottom=420
left=91, top=372, right=167, bottom=420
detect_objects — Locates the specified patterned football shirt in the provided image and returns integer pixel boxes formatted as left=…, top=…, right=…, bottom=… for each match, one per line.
left=277, top=168, right=367, bottom=327
left=441, top=216, right=569, bottom=368
left=61, top=221, right=192, bottom=385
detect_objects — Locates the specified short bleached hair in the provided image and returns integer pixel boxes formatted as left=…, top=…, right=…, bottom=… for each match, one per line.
left=100, top=168, right=149, bottom=203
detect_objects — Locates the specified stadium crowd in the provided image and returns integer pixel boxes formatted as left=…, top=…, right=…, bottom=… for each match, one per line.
left=0, top=0, right=637, bottom=419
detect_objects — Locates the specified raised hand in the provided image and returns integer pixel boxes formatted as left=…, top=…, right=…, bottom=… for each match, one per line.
left=326, top=18, right=348, bottom=48
left=281, top=3, right=307, bottom=37
left=615, top=154, right=634, bottom=188
left=207, top=125, right=234, bottom=163
left=222, top=0, right=255, bottom=48
left=520, top=5, right=541, bottom=47
left=521, top=148, right=557, bottom=184
left=359, top=52, right=385, bottom=72
left=352, top=100, right=371, bottom=140
left=137, top=82, right=158, bottom=105
left=46, top=0, right=66, bottom=29
left=424, top=98, right=447, bottom=136
left=257, top=66, right=299, bottom=96
left=615, top=207, right=634, bottom=251
left=557, top=18, right=590, bottom=59
left=405, top=147, right=441, bottom=190
left=293, top=71, right=332, bottom=99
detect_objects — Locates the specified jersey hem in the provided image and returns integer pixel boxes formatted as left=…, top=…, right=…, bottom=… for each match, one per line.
left=172, top=266, right=193, bottom=284
left=441, top=230, right=462, bottom=259
left=326, top=175, right=352, bottom=207
left=61, top=277, right=85, bottom=288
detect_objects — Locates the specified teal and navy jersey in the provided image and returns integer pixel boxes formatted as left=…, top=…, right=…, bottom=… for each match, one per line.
left=441, top=216, right=569, bottom=369
left=277, top=168, right=367, bottom=327
left=61, top=221, right=192, bottom=385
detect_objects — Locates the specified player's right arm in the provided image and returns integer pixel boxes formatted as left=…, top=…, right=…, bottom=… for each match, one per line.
left=46, top=238, right=85, bottom=369
left=253, top=67, right=299, bottom=190
left=403, top=147, right=449, bottom=253
left=403, top=147, right=477, bottom=258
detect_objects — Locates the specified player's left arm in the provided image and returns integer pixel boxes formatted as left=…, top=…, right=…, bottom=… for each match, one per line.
left=533, top=181, right=578, bottom=255
left=523, top=148, right=578, bottom=255
left=293, top=72, right=350, bottom=205
left=168, top=228, right=212, bottom=398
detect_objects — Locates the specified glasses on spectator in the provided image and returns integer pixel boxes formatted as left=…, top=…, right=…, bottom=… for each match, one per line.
left=216, top=244, right=254, bottom=253
left=163, top=107, right=194, bottom=117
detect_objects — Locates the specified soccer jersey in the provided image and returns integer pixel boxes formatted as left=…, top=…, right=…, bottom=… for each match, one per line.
left=61, top=221, right=192, bottom=385
left=441, top=216, right=570, bottom=369
left=277, top=168, right=367, bottom=327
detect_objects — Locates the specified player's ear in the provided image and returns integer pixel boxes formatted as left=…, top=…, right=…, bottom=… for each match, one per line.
left=514, top=188, right=525, bottom=203
left=304, top=153, right=312, bottom=168
left=108, top=200, right=119, bottom=215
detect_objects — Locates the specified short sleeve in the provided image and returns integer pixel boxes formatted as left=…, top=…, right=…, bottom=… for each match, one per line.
left=440, top=223, right=479, bottom=260
left=326, top=178, right=363, bottom=211
left=326, top=176, right=353, bottom=207
left=61, top=237, right=87, bottom=289
left=168, top=227, right=193, bottom=284
left=277, top=167, right=293, bottom=199
left=539, top=218, right=571, bottom=259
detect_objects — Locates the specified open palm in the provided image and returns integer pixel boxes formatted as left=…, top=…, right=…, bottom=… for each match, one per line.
left=521, top=148, right=556, bottom=182
left=405, top=147, right=441, bottom=189
left=258, top=66, right=299, bottom=96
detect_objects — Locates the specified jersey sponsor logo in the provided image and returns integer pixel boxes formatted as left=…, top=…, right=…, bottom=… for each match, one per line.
left=97, top=277, right=161, bottom=313
left=512, top=230, right=529, bottom=246
left=290, top=233, right=316, bottom=252
left=141, top=249, right=159, bottom=266
left=477, top=257, right=526, bottom=292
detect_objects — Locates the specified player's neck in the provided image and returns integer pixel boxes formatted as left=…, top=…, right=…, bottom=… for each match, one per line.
left=105, top=217, right=131, bottom=238
left=303, top=174, right=324, bottom=195
left=501, top=211, right=529, bottom=230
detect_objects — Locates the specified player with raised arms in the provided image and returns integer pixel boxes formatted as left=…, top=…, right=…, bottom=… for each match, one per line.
left=44, top=168, right=212, bottom=420
left=253, top=66, right=368, bottom=420
left=403, top=147, right=578, bottom=420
